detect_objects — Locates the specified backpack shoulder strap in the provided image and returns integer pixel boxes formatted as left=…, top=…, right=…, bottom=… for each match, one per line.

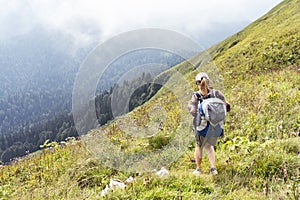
left=194, top=92, right=204, bottom=103
left=209, top=89, right=216, bottom=98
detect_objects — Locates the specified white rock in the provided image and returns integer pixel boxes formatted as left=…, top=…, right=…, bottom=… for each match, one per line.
left=156, top=167, right=169, bottom=177
left=126, top=176, right=134, bottom=183
left=109, top=179, right=126, bottom=189
left=100, top=185, right=110, bottom=197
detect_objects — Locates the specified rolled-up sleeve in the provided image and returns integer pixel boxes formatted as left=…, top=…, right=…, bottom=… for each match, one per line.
left=188, top=93, right=198, bottom=117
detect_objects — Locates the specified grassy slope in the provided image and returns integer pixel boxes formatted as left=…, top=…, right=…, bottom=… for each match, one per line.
left=1, top=0, right=299, bottom=199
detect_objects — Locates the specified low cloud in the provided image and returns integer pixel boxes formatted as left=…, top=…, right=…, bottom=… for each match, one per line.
left=0, top=0, right=283, bottom=46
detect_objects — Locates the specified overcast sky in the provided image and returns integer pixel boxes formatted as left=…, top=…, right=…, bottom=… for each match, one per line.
left=1, top=0, right=283, bottom=47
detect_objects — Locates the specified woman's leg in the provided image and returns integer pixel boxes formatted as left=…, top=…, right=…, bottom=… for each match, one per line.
left=195, top=144, right=202, bottom=169
left=204, top=144, right=216, bottom=169
left=204, top=143, right=218, bottom=174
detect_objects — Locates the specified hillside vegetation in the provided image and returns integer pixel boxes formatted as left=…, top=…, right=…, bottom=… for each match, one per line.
left=1, top=0, right=299, bottom=199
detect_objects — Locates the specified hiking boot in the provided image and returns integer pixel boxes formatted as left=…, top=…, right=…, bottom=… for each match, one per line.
left=210, top=168, right=218, bottom=175
left=193, top=168, right=202, bottom=175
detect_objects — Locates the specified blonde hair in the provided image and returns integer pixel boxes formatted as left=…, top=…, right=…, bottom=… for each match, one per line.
left=200, top=78, right=209, bottom=96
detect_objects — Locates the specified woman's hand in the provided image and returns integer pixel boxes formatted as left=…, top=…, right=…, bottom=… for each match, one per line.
left=226, top=103, right=231, bottom=112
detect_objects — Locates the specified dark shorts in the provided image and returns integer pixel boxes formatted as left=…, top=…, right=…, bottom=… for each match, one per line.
left=194, top=128, right=219, bottom=147
left=194, top=131, right=205, bottom=146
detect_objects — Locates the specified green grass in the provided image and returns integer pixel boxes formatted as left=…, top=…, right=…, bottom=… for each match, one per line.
left=1, top=0, right=300, bottom=199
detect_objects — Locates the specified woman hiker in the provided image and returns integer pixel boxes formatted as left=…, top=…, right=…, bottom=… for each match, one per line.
left=188, top=72, right=230, bottom=175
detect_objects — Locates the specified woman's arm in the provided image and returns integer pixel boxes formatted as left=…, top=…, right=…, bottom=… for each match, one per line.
left=188, top=93, right=199, bottom=117
left=215, top=90, right=231, bottom=112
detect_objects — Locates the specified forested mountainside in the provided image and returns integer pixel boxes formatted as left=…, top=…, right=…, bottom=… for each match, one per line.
left=0, top=30, right=184, bottom=163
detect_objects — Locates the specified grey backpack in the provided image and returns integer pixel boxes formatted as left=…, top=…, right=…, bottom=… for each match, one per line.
left=199, top=97, right=226, bottom=127
left=195, top=90, right=226, bottom=128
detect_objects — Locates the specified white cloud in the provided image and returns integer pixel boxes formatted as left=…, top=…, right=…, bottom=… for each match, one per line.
left=0, top=0, right=38, bottom=39
left=0, top=0, right=283, bottom=44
